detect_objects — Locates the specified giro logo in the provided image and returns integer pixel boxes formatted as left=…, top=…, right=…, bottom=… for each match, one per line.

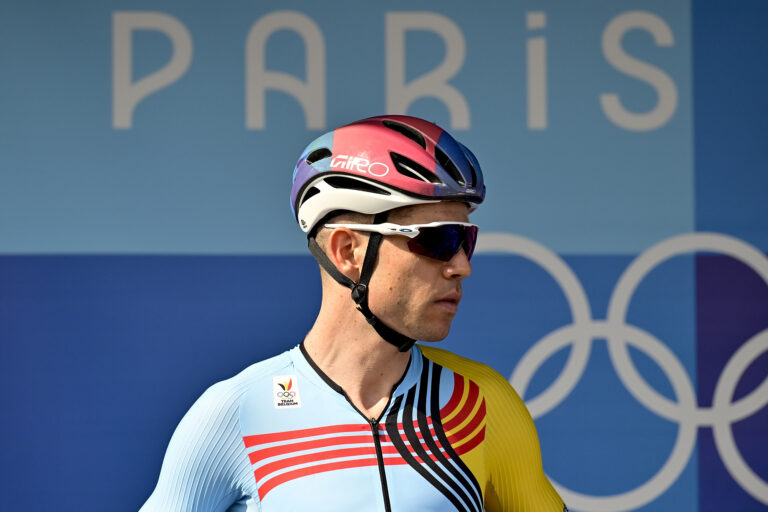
left=273, top=375, right=302, bottom=409
left=331, top=155, right=390, bottom=177
left=476, top=232, right=768, bottom=511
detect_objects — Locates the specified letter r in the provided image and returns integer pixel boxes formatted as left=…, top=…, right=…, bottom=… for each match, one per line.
left=386, top=12, right=470, bottom=129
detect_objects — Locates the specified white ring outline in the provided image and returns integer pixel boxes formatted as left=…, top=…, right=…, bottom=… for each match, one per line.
left=476, top=232, right=768, bottom=510
left=607, top=233, right=768, bottom=424
left=712, top=329, right=768, bottom=503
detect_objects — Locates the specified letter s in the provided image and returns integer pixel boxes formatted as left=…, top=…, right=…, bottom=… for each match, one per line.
left=600, top=11, right=678, bottom=132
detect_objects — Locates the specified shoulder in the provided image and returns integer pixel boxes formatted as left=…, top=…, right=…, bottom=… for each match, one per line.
left=417, top=345, right=521, bottom=402
left=193, top=349, right=295, bottom=416
left=140, top=350, right=297, bottom=511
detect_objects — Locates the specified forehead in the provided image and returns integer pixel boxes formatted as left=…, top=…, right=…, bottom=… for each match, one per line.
left=389, top=202, right=470, bottom=224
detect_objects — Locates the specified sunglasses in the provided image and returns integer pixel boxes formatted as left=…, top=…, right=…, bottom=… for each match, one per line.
left=324, top=221, right=479, bottom=262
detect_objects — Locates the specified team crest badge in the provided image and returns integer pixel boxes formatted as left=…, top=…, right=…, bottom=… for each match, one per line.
left=273, top=375, right=301, bottom=409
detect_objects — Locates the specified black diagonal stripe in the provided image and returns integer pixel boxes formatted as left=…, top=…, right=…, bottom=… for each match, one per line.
left=403, top=386, right=475, bottom=510
left=429, top=361, right=484, bottom=506
left=417, top=358, right=482, bottom=512
left=386, top=393, right=465, bottom=511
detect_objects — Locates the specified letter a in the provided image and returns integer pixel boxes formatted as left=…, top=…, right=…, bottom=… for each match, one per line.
left=245, top=11, right=326, bottom=130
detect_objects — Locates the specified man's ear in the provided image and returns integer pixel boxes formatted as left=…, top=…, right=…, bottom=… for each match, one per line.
left=325, top=228, right=365, bottom=282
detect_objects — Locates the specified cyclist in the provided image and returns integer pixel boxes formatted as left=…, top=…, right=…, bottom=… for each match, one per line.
left=141, top=115, right=566, bottom=511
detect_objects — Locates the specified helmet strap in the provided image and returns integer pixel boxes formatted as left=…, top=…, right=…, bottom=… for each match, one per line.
left=307, top=211, right=416, bottom=352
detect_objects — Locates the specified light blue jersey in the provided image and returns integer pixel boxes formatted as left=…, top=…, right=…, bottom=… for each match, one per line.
left=141, top=344, right=565, bottom=512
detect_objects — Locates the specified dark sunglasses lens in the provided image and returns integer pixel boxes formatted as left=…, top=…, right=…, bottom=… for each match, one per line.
left=407, top=225, right=477, bottom=262
left=464, top=225, right=478, bottom=259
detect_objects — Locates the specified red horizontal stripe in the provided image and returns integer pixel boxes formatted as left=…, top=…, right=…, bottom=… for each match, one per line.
left=379, top=425, right=437, bottom=444
left=245, top=417, right=438, bottom=449
left=243, top=418, right=435, bottom=456
left=443, top=379, right=480, bottom=431
left=248, top=425, right=449, bottom=464
left=249, top=434, right=373, bottom=464
left=250, top=432, right=448, bottom=466
left=244, top=423, right=370, bottom=447
left=255, top=446, right=378, bottom=481
left=252, top=438, right=448, bottom=481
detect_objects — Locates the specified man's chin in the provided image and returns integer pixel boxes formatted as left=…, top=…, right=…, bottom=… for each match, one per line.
left=413, top=325, right=452, bottom=343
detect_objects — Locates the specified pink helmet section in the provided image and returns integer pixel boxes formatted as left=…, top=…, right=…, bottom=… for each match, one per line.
left=329, top=120, right=437, bottom=197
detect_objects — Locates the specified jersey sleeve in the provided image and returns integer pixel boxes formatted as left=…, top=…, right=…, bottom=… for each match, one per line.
left=481, top=365, right=564, bottom=512
left=140, top=380, right=253, bottom=512
left=418, top=345, right=565, bottom=512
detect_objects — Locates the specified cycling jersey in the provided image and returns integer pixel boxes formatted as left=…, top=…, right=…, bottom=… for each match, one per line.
left=140, top=344, right=566, bottom=512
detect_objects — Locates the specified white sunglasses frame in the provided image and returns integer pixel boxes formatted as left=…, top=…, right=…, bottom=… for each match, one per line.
left=322, top=221, right=478, bottom=239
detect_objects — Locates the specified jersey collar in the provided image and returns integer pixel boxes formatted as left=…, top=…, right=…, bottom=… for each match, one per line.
left=290, top=342, right=424, bottom=399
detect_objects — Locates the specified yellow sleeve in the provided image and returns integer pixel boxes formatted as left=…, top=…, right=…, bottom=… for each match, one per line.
left=419, top=345, right=565, bottom=512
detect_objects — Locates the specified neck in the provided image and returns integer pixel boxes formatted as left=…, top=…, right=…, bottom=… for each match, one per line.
left=302, top=297, right=412, bottom=420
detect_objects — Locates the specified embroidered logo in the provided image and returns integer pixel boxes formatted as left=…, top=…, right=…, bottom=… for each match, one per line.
left=273, top=375, right=301, bottom=409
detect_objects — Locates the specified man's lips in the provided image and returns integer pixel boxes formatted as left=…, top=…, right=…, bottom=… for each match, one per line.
left=435, top=292, right=462, bottom=312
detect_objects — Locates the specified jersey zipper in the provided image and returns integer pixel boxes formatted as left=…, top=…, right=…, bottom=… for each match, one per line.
left=369, top=417, right=392, bottom=512
left=337, top=395, right=394, bottom=511
left=298, top=343, right=408, bottom=512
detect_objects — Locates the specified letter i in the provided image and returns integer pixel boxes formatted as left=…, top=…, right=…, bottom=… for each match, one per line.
left=526, top=12, right=547, bottom=130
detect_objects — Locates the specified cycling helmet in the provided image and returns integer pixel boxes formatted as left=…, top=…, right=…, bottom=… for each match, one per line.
left=290, top=115, right=486, bottom=352
left=291, top=115, right=485, bottom=233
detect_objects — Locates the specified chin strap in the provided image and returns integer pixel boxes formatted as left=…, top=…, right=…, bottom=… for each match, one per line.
left=308, top=212, right=416, bottom=352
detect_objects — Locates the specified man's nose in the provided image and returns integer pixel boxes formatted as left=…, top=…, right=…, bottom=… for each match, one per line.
left=444, top=248, right=472, bottom=279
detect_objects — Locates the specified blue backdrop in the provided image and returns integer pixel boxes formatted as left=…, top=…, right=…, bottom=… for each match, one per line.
left=1, top=1, right=766, bottom=511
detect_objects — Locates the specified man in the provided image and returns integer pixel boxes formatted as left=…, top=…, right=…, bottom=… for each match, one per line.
left=141, top=115, right=566, bottom=511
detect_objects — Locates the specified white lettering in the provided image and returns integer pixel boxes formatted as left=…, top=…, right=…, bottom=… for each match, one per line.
left=386, top=12, right=470, bottom=129
left=367, top=162, right=389, bottom=177
left=330, top=155, right=389, bottom=176
left=112, top=12, right=193, bottom=129
left=331, top=155, right=347, bottom=168
left=350, top=157, right=369, bottom=172
left=600, top=11, right=678, bottom=131
left=245, top=11, right=325, bottom=130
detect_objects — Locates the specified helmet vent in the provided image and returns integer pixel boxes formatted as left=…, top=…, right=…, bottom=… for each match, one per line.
left=467, top=158, right=478, bottom=187
left=382, top=120, right=426, bottom=149
left=324, top=176, right=391, bottom=195
left=306, top=148, right=332, bottom=165
left=390, top=152, right=442, bottom=184
left=302, top=186, right=321, bottom=203
left=435, top=146, right=465, bottom=186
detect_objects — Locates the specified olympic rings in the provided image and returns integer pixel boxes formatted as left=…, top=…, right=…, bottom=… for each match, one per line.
left=276, top=391, right=297, bottom=398
left=476, top=232, right=768, bottom=511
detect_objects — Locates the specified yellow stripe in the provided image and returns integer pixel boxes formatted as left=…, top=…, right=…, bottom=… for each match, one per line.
left=445, top=392, right=483, bottom=438
left=451, top=415, right=486, bottom=451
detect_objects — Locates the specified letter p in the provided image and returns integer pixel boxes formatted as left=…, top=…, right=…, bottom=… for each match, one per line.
left=112, top=12, right=193, bottom=129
